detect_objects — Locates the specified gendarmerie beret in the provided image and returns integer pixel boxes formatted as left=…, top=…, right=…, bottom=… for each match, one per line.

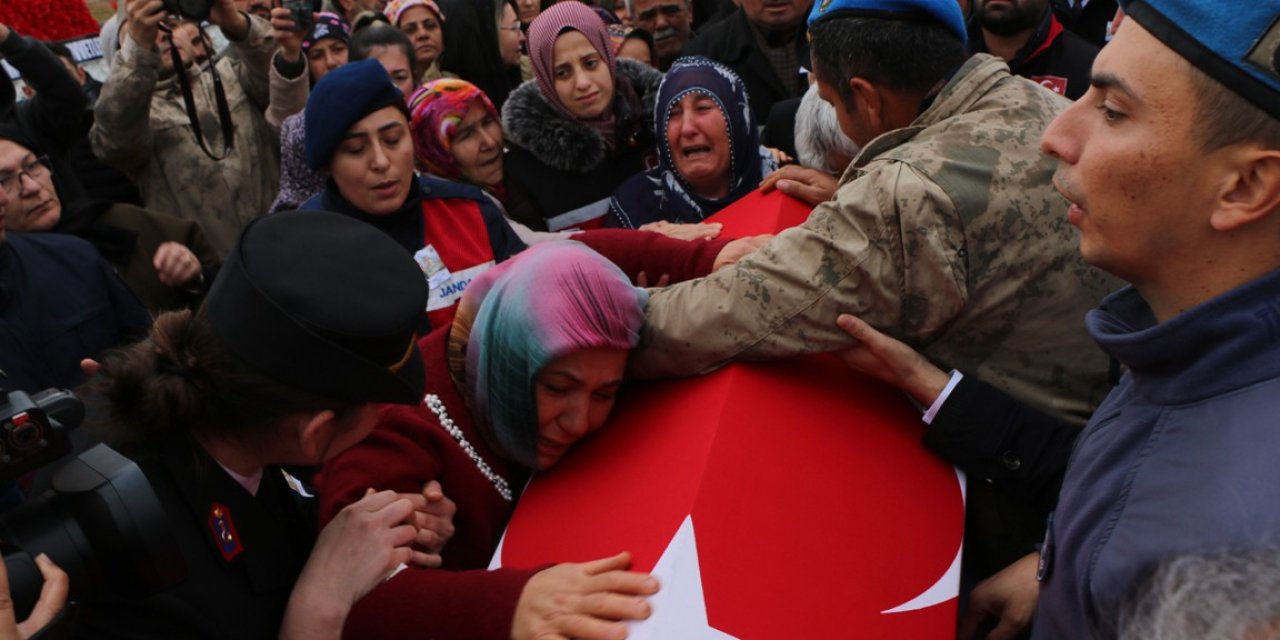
left=304, top=59, right=406, bottom=170
left=807, top=0, right=967, bottom=45
left=205, top=210, right=427, bottom=404
left=1119, top=0, right=1280, bottom=118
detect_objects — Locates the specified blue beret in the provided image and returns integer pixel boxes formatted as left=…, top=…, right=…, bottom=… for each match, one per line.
left=1119, top=0, right=1280, bottom=118
left=304, top=59, right=406, bottom=170
left=807, top=0, right=966, bottom=45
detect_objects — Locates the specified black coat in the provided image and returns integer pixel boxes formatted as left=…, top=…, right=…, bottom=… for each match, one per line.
left=970, top=9, right=1100, bottom=101
left=77, top=438, right=316, bottom=639
left=1050, top=0, right=1118, bottom=48
left=680, top=9, right=808, bottom=124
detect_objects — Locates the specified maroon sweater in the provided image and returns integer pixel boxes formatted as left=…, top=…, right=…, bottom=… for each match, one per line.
left=318, top=328, right=537, bottom=638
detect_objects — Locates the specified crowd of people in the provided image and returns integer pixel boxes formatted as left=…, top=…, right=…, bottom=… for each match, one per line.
left=2, top=0, right=1279, bottom=637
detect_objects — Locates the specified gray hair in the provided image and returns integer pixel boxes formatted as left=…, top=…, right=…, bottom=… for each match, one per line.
left=1118, top=546, right=1280, bottom=640
left=794, top=83, right=860, bottom=175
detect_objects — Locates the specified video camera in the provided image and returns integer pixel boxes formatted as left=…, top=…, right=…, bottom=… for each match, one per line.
left=0, top=389, right=183, bottom=629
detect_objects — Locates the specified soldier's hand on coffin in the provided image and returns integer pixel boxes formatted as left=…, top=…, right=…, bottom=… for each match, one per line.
left=835, top=314, right=951, bottom=407
left=958, top=551, right=1040, bottom=640
left=0, top=553, right=68, bottom=640
left=405, top=480, right=456, bottom=562
left=513, top=551, right=660, bottom=640
left=759, top=164, right=838, bottom=207
left=713, top=234, right=773, bottom=272
left=638, top=220, right=723, bottom=241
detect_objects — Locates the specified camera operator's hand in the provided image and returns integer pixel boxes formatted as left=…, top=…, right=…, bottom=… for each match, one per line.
left=270, top=6, right=303, bottom=63
left=126, top=0, right=167, bottom=51
left=208, top=0, right=251, bottom=41
left=0, top=554, right=68, bottom=640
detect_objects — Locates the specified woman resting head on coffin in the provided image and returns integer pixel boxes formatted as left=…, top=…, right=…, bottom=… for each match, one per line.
left=317, top=240, right=662, bottom=639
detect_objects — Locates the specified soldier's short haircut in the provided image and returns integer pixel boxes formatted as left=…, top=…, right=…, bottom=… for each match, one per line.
left=1188, top=65, right=1280, bottom=152
left=809, top=16, right=965, bottom=111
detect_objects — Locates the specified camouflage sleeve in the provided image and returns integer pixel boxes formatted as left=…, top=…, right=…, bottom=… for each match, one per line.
left=266, top=50, right=310, bottom=132
left=628, top=161, right=970, bottom=379
left=222, top=14, right=276, bottom=112
left=90, top=34, right=161, bottom=174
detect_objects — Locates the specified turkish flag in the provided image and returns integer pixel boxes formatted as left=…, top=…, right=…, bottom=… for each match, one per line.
left=492, top=189, right=965, bottom=638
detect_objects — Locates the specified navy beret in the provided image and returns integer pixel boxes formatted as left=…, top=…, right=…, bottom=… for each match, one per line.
left=205, top=210, right=427, bottom=405
left=305, top=59, right=406, bottom=170
left=807, top=0, right=966, bottom=45
left=1119, top=0, right=1280, bottom=118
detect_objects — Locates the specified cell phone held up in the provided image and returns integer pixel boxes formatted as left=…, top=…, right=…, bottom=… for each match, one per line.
left=282, top=0, right=319, bottom=33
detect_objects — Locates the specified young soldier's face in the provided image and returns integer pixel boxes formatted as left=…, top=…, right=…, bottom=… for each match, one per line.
left=1041, top=19, right=1225, bottom=288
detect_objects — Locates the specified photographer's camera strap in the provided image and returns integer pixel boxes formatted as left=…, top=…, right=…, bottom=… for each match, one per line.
left=168, top=24, right=235, bottom=161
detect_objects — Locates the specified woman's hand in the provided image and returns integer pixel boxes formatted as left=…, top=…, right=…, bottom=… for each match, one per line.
left=513, top=552, right=659, bottom=640
left=639, top=221, right=722, bottom=242
left=153, top=242, right=203, bottom=287
left=0, top=554, right=68, bottom=640
left=405, top=480, right=456, bottom=565
left=759, top=165, right=838, bottom=207
left=834, top=313, right=950, bottom=407
left=712, top=234, right=772, bottom=272
left=958, top=551, right=1040, bottom=640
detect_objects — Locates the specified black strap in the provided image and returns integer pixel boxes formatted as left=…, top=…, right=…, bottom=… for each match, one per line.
left=166, top=23, right=234, bottom=161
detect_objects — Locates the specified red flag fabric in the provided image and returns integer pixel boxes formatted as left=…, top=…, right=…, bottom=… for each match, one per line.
left=494, top=187, right=965, bottom=637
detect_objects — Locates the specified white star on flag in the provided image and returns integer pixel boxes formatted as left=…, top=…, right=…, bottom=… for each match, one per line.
left=628, top=515, right=737, bottom=640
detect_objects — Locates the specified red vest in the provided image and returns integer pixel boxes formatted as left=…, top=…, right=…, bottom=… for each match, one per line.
left=413, top=197, right=499, bottom=329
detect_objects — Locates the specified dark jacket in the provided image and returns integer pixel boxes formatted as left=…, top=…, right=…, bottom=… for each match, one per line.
left=53, top=202, right=220, bottom=312
left=680, top=9, right=809, bottom=124
left=970, top=9, right=1100, bottom=100
left=1050, top=0, right=1118, bottom=48
left=501, top=58, right=662, bottom=232
left=78, top=436, right=316, bottom=639
left=0, top=233, right=151, bottom=394
left=1036, top=270, right=1280, bottom=639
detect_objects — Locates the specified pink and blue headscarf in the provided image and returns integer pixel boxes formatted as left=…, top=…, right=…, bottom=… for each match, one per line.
left=408, top=79, right=500, bottom=182
left=608, top=56, right=775, bottom=228
left=460, top=241, right=648, bottom=469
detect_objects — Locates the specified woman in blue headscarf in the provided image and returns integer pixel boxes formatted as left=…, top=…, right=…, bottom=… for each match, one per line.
left=607, top=56, right=777, bottom=228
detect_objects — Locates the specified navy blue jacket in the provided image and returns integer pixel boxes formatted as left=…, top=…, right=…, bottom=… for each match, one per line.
left=0, top=233, right=151, bottom=393
left=1036, top=269, right=1280, bottom=639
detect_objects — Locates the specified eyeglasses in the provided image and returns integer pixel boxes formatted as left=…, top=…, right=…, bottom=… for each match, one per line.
left=636, top=3, right=685, bottom=23
left=0, top=156, right=52, bottom=196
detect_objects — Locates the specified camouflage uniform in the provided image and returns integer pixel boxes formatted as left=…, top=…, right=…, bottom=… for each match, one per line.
left=630, top=54, right=1118, bottom=426
left=91, top=16, right=280, bottom=258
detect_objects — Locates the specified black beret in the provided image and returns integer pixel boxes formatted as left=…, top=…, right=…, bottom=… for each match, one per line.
left=205, top=210, right=427, bottom=404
